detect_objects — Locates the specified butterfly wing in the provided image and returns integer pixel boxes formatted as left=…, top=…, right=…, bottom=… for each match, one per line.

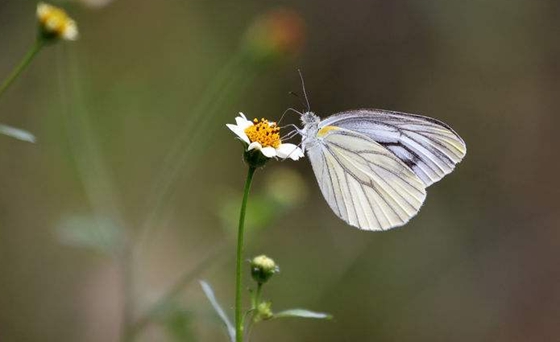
left=322, top=109, right=467, bottom=186
left=306, top=126, right=427, bottom=231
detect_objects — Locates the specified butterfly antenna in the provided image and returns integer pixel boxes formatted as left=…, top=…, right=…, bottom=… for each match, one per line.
left=278, top=107, right=303, bottom=124
left=288, top=91, right=308, bottom=111
left=297, top=69, right=311, bottom=112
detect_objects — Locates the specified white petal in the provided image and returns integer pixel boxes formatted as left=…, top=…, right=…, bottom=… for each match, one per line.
left=248, top=141, right=263, bottom=151
left=235, top=115, right=253, bottom=130
left=260, top=147, right=277, bottom=158
left=290, top=149, right=305, bottom=161
left=239, top=112, right=247, bottom=120
left=226, top=124, right=250, bottom=144
left=276, top=143, right=304, bottom=160
left=63, top=21, right=79, bottom=41
left=37, top=3, right=50, bottom=18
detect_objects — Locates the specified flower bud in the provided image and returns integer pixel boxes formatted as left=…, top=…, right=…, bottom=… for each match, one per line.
left=250, top=255, right=279, bottom=284
left=242, top=8, right=305, bottom=63
left=254, top=301, right=274, bottom=322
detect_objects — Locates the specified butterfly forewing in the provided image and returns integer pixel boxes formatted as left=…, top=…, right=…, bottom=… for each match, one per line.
left=322, top=109, right=467, bottom=186
left=306, top=127, right=427, bottom=231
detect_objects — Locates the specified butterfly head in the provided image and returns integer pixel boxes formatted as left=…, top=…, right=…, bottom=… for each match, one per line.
left=301, top=111, right=320, bottom=126
left=299, top=111, right=321, bottom=151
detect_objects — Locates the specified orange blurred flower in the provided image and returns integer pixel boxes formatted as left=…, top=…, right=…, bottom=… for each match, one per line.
left=243, top=8, right=306, bottom=62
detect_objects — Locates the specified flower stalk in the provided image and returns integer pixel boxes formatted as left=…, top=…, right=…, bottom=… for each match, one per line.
left=235, top=166, right=256, bottom=342
left=0, top=39, right=45, bottom=100
left=0, top=2, right=78, bottom=102
left=253, top=283, right=263, bottom=308
left=227, top=110, right=302, bottom=341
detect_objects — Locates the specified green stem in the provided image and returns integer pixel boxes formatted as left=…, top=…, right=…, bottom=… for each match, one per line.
left=0, top=39, right=45, bottom=100
left=246, top=282, right=263, bottom=342
left=250, top=282, right=263, bottom=311
left=235, top=166, right=256, bottom=342
left=254, top=283, right=263, bottom=308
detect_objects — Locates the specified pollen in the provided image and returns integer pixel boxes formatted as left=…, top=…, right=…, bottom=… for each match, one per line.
left=244, top=118, right=281, bottom=148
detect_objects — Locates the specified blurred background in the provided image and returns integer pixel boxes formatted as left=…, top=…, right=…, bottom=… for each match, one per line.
left=1, top=0, right=559, bottom=341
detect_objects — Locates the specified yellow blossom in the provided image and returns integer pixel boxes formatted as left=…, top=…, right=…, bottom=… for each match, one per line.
left=244, top=118, right=282, bottom=148
left=36, top=3, right=78, bottom=41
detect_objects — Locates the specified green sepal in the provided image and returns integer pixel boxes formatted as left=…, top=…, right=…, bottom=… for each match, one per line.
left=243, top=148, right=270, bottom=168
left=37, top=26, right=62, bottom=45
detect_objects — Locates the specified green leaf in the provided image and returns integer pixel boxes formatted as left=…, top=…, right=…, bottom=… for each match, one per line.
left=274, top=309, right=333, bottom=320
left=0, top=123, right=36, bottom=143
left=199, top=280, right=235, bottom=342
left=161, top=306, right=195, bottom=342
left=56, top=215, right=125, bottom=255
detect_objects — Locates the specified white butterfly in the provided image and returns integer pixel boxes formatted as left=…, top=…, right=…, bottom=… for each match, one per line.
left=296, top=108, right=466, bottom=231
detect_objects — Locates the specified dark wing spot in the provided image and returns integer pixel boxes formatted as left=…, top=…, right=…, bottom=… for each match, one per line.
left=379, top=142, right=420, bottom=169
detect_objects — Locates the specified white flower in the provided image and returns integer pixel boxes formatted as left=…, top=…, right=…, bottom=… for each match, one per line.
left=37, top=3, right=79, bottom=41
left=227, top=112, right=304, bottom=160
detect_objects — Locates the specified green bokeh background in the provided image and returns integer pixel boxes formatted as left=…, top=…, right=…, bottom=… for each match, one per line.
left=1, top=0, right=559, bottom=341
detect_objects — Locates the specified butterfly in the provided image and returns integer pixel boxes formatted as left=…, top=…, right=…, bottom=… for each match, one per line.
left=289, top=76, right=467, bottom=231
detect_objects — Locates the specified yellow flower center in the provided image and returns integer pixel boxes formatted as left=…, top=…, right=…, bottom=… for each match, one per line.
left=37, top=3, right=75, bottom=38
left=244, top=118, right=281, bottom=148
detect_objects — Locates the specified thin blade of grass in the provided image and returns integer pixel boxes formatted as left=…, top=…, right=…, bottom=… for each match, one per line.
left=274, top=309, right=333, bottom=320
left=0, top=123, right=36, bottom=143
left=200, top=280, right=236, bottom=342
